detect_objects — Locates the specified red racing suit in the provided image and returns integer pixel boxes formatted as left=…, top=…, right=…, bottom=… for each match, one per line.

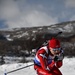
left=34, top=46, right=64, bottom=75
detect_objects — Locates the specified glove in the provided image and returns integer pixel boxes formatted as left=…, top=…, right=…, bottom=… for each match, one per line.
left=54, top=52, right=64, bottom=62
left=54, top=56, right=59, bottom=62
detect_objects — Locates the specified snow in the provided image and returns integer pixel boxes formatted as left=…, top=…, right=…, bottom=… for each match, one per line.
left=60, top=57, right=75, bottom=75
left=0, top=57, right=75, bottom=75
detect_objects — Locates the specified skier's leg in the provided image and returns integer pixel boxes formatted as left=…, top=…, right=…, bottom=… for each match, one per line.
left=52, top=66, right=62, bottom=75
left=34, top=65, right=49, bottom=75
left=34, top=65, right=56, bottom=75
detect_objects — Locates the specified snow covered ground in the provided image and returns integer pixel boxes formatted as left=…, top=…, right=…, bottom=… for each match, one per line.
left=0, top=57, right=75, bottom=75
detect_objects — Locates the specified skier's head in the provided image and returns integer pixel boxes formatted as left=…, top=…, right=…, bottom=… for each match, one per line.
left=48, top=37, right=61, bottom=55
left=49, top=37, right=60, bottom=48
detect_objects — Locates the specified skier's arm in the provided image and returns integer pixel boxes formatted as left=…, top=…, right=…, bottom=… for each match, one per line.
left=55, top=50, right=64, bottom=68
left=56, top=60, right=63, bottom=68
left=37, top=49, right=50, bottom=71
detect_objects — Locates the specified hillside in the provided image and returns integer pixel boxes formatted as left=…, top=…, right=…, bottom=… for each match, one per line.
left=0, top=21, right=75, bottom=57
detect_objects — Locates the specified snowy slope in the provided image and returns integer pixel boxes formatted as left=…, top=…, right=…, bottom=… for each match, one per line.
left=60, top=57, right=75, bottom=75
left=0, top=57, right=75, bottom=75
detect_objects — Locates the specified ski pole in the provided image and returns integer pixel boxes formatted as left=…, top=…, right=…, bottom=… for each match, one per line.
left=6, top=63, right=34, bottom=74
left=4, top=69, right=7, bottom=75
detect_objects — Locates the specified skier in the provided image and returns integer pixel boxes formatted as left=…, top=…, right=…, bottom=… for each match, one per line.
left=34, top=37, right=64, bottom=75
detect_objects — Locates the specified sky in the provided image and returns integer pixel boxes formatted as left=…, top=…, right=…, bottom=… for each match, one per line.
left=0, top=0, right=75, bottom=30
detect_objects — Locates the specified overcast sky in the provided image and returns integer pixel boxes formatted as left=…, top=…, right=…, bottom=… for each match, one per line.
left=0, top=0, right=75, bottom=29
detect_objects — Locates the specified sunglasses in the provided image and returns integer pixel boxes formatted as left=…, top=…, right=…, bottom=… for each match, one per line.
left=52, top=48, right=61, bottom=51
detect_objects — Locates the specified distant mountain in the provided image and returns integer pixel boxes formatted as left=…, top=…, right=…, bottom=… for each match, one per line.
left=0, top=20, right=75, bottom=40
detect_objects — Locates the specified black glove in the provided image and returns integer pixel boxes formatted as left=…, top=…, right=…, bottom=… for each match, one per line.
left=54, top=56, right=59, bottom=62
left=54, top=53, right=64, bottom=62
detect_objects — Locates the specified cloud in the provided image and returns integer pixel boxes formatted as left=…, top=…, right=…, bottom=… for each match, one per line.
left=65, top=0, right=75, bottom=8
left=0, top=0, right=58, bottom=29
left=70, top=15, right=75, bottom=21
left=0, top=0, right=20, bottom=20
left=5, top=10, right=58, bottom=29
